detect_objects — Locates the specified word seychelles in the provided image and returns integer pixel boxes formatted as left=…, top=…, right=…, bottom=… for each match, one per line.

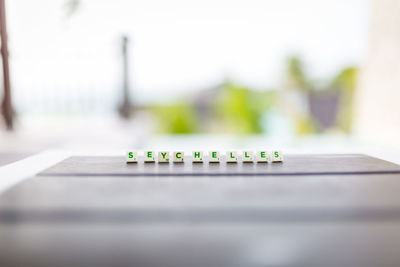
left=126, top=150, right=283, bottom=163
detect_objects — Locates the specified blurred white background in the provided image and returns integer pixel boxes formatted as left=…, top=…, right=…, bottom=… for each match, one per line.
left=2, top=0, right=400, bottom=164
left=8, top=0, right=368, bottom=111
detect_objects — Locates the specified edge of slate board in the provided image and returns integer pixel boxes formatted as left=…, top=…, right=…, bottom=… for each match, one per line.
left=38, top=154, right=400, bottom=177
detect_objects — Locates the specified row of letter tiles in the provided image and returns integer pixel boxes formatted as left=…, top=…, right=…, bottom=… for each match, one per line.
left=126, top=151, right=283, bottom=163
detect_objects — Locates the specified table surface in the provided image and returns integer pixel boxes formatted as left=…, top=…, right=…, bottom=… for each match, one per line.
left=39, top=154, right=400, bottom=176
left=1, top=153, right=400, bottom=267
left=0, top=152, right=31, bottom=167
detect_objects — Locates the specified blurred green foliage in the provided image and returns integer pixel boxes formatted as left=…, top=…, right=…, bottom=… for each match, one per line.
left=150, top=83, right=276, bottom=135
left=149, top=55, right=357, bottom=136
left=214, top=82, right=273, bottom=134
left=151, top=103, right=199, bottom=134
left=285, top=56, right=318, bottom=135
left=332, top=67, right=358, bottom=133
left=295, top=115, right=318, bottom=135
left=286, top=56, right=312, bottom=91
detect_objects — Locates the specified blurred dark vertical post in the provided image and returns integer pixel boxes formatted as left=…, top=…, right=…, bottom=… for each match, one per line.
left=0, top=0, right=13, bottom=130
left=118, top=35, right=132, bottom=119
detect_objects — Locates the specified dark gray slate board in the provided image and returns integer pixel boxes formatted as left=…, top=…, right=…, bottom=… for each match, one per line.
left=2, top=174, right=400, bottom=222
left=3, top=155, right=400, bottom=267
left=1, top=221, right=400, bottom=267
left=1, top=173, right=400, bottom=267
left=39, top=154, right=400, bottom=176
left=0, top=153, right=31, bottom=167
